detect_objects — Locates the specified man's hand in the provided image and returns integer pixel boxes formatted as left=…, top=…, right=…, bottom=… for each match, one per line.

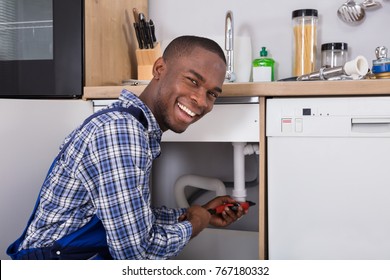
left=178, top=205, right=211, bottom=238
left=202, top=195, right=247, bottom=227
left=178, top=196, right=248, bottom=238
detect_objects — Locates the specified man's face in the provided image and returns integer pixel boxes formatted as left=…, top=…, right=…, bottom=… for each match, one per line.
left=154, top=47, right=226, bottom=133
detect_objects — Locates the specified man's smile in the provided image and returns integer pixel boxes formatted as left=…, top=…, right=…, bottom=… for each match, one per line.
left=177, top=102, right=196, bottom=117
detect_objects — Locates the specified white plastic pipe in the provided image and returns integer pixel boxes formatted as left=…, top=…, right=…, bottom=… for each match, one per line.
left=232, top=142, right=247, bottom=202
left=243, top=143, right=259, bottom=155
left=297, top=55, right=369, bottom=81
left=174, top=174, right=227, bottom=208
left=174, top=143, right=259, bottom=207
left=343, top=55, right=369, bottom=77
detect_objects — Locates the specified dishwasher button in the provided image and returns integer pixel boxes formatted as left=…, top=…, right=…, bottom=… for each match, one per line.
left=281, top=118, right=293, bottom=133
left=295, top=118, right=303, bottom=132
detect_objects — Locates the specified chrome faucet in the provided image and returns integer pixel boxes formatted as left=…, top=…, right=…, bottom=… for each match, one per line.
left=225, top=10, right=236, bottom=82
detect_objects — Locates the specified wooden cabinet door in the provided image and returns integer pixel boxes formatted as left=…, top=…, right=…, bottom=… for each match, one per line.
left=85, top=0, right=148, bottom=86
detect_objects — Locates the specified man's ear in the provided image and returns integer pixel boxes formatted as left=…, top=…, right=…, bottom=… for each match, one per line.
left=152, top=57, right=165, bottom=80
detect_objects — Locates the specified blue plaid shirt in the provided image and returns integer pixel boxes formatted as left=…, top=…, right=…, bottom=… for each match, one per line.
left=20, top=89, right=192, bottom=259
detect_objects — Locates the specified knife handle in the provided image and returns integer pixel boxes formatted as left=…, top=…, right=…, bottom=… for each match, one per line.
left=149, top=19, right=157, bottom=43
left=144, top=22, right=154, bottom=48
left=139, top=13, right=154, bottom=49
left=133, top=22, right=143, bottom=49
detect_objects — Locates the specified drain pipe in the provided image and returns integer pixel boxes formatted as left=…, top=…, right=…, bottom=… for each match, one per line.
left=174, top=174, right=227, bottom=208
left=232, top=142, right=246, bottom=202
left=232, top=142, right=259, bottom=202
left=174, top=144, right=259, bottom=207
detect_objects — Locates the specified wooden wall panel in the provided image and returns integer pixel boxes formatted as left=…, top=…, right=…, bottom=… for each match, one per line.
left=85, top=0, right=148, bottom=86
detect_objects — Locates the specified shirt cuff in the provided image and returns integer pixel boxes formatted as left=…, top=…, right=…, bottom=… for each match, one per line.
left=176, top=220, right=192, bottom=246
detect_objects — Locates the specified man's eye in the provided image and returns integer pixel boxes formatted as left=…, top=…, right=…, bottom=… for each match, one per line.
left=207, top=91, right=218, bottom=98
left=188, top=78, right=198, bottom=86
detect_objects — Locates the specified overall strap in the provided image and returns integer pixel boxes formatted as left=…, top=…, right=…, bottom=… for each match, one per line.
left=58, top=106, right=148, bottom=161
left=7, top=105, right=147, bottom=259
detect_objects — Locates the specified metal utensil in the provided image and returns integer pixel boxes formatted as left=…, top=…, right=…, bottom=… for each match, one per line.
left=361, top=0, right=382, bottom=10
left=337, top=0, right=366, bottom=24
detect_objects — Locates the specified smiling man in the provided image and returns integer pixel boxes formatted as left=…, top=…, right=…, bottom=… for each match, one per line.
left=7, top=36, right=247, bottom=260
left=143, top=36, right=226, bottom=133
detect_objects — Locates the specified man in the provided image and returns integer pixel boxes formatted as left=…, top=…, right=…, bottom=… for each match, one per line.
left=7, top=36, right=246, bottom=260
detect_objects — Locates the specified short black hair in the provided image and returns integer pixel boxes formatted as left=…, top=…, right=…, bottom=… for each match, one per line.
left=163, top=35, right=226, bottom=65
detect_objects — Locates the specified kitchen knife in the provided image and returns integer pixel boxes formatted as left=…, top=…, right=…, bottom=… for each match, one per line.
left=144, top=21, right=154, bottom=48
left=139, top=13, right=153, bottom=49
left=137, top=14, right=148, bottom=49
left=149, top=19, right=157, bottom=43
left=133, top=22, right=143, bottom=49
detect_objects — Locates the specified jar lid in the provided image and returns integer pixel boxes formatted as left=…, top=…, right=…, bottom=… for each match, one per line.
left=292, top=9, right=318, bottom=18
left=321, top=42, right=348, bottom=51
left=374, top=72, right=390, bottom=79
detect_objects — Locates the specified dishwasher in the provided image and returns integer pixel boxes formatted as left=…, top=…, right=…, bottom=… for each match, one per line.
left=267, top=96, right=390, bottom=260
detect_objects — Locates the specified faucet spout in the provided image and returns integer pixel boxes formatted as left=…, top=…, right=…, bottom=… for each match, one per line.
left=225, top=10, right=236, bottom=82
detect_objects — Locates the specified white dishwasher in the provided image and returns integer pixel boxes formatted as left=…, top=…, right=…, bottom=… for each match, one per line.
left=267, top=96, right=390, bottom=260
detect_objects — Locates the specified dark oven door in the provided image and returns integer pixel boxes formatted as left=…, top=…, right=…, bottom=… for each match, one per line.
left=0, top=0, right=83, bottom=98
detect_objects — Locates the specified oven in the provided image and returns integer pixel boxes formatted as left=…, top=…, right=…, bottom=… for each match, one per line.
left=0, top=0, right=83, bottom=98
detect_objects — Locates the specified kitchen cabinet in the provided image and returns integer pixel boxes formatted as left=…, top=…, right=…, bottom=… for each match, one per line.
left=84, top=0, right=148, bottom=86
left=0, top=99, right=93, bottom=260
left=84, top=79, right=390, bottom=259
left=153, top=102, right=260, bottom=260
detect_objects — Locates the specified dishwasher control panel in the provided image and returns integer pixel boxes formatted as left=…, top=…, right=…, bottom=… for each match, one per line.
left=267, top=97, right=390, bottom=137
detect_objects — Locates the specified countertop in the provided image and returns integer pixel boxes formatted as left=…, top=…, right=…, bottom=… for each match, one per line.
left=83, top=79, right=390, bottom=99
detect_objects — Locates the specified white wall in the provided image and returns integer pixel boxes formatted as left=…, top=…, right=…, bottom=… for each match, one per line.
left=150, top=0, right=390, bottom=80
left=0, top=99, right=92, bottom=259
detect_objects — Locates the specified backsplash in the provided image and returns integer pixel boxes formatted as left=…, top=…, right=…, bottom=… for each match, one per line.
left=150, top=0, right=390, bottom=80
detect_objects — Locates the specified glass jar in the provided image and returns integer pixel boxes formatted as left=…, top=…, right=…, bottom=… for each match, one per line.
left=321, top=42, right=348, bottom=68
left=372, top=46, right=390, bottom=79
left=292, top=9, right=318, bottom=76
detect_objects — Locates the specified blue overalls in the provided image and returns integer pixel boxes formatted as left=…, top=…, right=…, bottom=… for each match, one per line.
left=7, top=106, right=148, bottom=260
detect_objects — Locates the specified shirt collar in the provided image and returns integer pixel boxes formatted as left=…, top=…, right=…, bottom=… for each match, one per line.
left=119, top=89, right=162, bottom=138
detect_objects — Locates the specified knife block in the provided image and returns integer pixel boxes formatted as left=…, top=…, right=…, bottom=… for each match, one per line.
left=135, top=42, right=162, bottom=80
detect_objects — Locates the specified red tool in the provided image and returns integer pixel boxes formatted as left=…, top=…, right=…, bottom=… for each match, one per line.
left=208, top=201, right=256, bottom=215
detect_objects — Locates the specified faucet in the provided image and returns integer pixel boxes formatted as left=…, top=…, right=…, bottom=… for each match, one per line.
left=225, top=10, right=236, bottom=82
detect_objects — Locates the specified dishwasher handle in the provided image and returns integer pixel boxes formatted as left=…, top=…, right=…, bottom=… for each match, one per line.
left=352, top=118, right=390, bottom=124
left=351, top=117, right=390, bottom=133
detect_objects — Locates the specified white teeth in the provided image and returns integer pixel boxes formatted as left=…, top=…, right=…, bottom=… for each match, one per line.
left=178, top=103, right=196, bottom=117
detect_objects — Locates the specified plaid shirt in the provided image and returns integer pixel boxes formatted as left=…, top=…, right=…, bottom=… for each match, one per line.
left=20, top=89, right=192, bottom=259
